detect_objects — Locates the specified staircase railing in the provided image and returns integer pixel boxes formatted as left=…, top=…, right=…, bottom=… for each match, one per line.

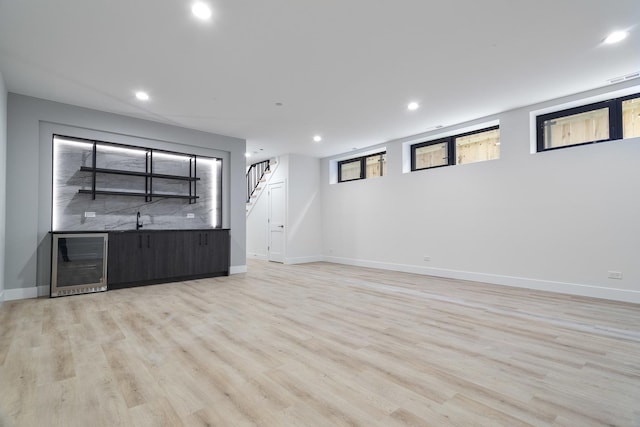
left=246, top=160, right=270, bottom=203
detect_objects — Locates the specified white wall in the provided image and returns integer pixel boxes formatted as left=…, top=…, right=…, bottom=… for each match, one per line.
left=321, top=81, right=640, bottom=303
left=286, top=154, right=323, bottom=263
left=246, top=154, right=323, bottom=264
left=0, top=72, right=6, bottom=302
left=5, top=94, right=247, bottom=299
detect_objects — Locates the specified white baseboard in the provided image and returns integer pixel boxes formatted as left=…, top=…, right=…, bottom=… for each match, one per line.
left=247, top=253, right=268, bottom=261
left=4, top=287, right=37, bottom=300
left=230, top=265, right=247, bottom=274
left=323, top=256, right=640, bottom=304
left=0, top=290, right=4, bottom=303
left=246, top=254, right=323, bottom=264
left=285, top=256, right=324, bottom=265
left=4, top=285, right=49, bottom=301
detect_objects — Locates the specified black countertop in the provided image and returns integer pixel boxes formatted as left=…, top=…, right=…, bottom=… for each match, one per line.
left=50, top=228, right=229, bottom=234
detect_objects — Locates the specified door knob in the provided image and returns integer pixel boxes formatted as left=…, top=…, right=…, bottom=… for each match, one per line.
left=278, top=225, right=284, bottom=228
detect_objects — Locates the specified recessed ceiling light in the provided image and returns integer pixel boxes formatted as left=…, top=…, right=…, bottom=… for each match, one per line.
left=192, top=2, right=212, bottom=20
left=244, top=152, right=251, bottom=157
left=407, top=102, right=419, bottom=111
left=135, top=91, right=149, bottom=101
left=313, top=135, right=322, bottom=142
left=604, top=31, right=628, bottom=44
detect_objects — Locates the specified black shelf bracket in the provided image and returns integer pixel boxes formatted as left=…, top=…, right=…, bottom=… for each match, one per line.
left=91, top=142, right=97, bottom=200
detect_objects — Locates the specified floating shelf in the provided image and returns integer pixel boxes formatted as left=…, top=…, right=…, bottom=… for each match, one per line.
left=78, top=189, right=199, bottom=200
left=79, top=166, right=200, bottom=181
left=77, top=141, right=201, bottom=204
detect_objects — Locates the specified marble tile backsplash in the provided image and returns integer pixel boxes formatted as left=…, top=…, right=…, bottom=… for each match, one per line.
left=53, top=139, right=222, bottom=231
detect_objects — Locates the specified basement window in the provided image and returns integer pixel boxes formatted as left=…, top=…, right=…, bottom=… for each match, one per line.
left=412, top=140, right=449, bottom=170
left=411, top=126, right=500, bottom=171
left=622, top=95, right=640, bottom=138
left=455, top=127, right=501, bottom=165
left=536, top=92, right=640, bottom=152
left=338, top=152, right=386, bottom=183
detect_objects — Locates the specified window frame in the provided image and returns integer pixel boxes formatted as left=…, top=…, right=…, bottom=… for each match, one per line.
left=337, top=151, right=386, bottom=183
left=410, top=125, right=499, bottom=172
left=620, top=92, right=640, bottom=139
left=535, top=100, right=617, bottom=152
left=410, top=138, right=452, bottom=171
left=337, top=158, right=363, bottom=182
left=535, top=92, right=640, bottom=152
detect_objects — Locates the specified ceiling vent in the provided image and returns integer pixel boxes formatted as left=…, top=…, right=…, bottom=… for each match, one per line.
left=608, top=71, right=640, bottom=84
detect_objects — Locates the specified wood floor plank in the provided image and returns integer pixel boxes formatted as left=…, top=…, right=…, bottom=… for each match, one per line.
left=1, top=260, right=639, bottom=426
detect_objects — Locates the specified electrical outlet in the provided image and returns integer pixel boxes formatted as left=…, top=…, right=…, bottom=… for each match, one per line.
left=608, top=271, right=623, bottom=279
left=186, top=213, right=195, bottom=219
left=423, top=256, right=431, bottom=261
left=85, top=212, right=96, bottom=218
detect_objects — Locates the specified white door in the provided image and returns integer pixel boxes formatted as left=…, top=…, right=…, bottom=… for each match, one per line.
left=268, top=181, right=285, bottom=263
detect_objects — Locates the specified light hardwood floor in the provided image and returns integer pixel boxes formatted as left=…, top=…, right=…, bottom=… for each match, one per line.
left=1, top=260, right=639, bottom=426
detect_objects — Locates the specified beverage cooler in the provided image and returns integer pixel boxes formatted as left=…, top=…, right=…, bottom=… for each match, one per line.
left=50, top=233, right=108, bottom=297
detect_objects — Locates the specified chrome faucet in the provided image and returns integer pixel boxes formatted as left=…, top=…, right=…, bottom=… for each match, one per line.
left=136, top=211, right=143, bottom=230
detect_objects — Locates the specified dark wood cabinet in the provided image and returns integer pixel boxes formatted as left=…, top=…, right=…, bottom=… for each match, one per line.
left=107, top=232, right=153, bottom=285
left=107, top=229, right=230, bottom=290
left=190, top=230, right=230, bottom=276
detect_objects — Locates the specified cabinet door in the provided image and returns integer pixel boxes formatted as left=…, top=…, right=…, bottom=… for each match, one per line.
left=207, top=230, right=230, bottom=274
left=152, top=231, right=189, bottom=279
left=182, top=230, right=199, bottom=276
left=108, top=232, right=153, bottom=285
left=194, top=230, right=229, bottom=275
left=192, top=231, right=208, bottom=276
left=138, top=233, right=156, bottom=282
left=107, top=233, right=132, bottom=285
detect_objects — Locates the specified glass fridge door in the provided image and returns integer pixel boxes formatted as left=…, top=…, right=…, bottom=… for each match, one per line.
left=51, top=233, right=108, bottom=297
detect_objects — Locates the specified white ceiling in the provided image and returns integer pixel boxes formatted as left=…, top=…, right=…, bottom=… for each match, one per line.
left=0, top=0, right=638, bottom=164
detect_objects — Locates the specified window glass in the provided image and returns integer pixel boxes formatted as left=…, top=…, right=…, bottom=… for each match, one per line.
left=541, top=107, right=609, bottom=149
left=622, top=96, right=640, bottom=139
left=456, top=128, right=500, bottom=164
left=414, top=142, right=448, bottom=169
left=366, top=153, right=386, bottom=177
left=340, top=160, right=361, bottom=181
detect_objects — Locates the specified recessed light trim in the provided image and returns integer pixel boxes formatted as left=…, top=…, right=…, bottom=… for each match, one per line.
left=407, top=102, right=419, bottom=111
left=604, top=31, right=628, bottom=44
left=135, top=91, right=150, bottom=101
left=192, top=2, right=212, bottom=20
left=313, top=135, right=322, bottom=142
